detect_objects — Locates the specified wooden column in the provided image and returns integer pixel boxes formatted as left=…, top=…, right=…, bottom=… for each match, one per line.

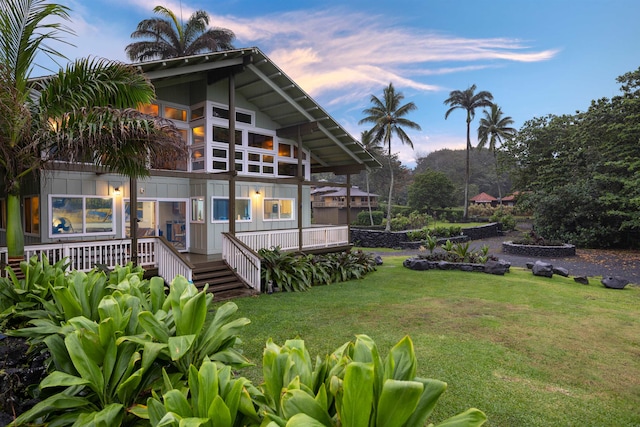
left=130, top=177, right=138, bottom=266
left=228, top=72, right=237, bottom=235
left=346, top=174, right=352, bottom=242
left=297, top=125, right=303, bottom=252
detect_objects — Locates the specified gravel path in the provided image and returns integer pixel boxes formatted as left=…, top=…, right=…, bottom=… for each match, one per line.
left=372, top=232, right=640, bottom=285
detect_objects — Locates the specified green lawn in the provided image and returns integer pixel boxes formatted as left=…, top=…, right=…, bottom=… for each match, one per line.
left=218, top=256, right=640, bottom=426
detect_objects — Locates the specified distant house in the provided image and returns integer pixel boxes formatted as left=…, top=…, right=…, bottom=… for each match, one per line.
left=501, top=194, right=516, bottom=207
left=311, top=186, right=378, bottom=225
left=470, top=192, right=498, bottom=207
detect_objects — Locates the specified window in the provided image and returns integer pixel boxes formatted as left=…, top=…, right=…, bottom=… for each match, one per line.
left=264, top=199, right=294, bottom=220
left=164, top=106, right=187, bottom=121
left=212, top=106, right=253, bottom=124
left=51, top=195, right=114, bottom=236
left=278, top=162, right=303, bottom=177
left=212, top=198, right=251, bottom=222
left=191, top=198, right=205, bottom=222
left=213, top=126, right=242, bottom=145
left=248, top=133, right=273, bottom=150
left=191, top=146, right=205, bottom=171
left=23, top=196, right=39, bottom=235
left=138, top=103, right=159, bottom=116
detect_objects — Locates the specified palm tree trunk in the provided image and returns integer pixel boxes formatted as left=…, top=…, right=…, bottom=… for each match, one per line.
left=366, top=171, right=374, bottom=226
left=6, top=193, right=25, bottom=258
left=464, top=116, right=471, bottom=220
left=386, top=151, right=394, bottom=232
left=494, top=151, right=502, bottom=203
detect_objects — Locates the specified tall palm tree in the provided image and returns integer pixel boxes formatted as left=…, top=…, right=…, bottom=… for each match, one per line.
left=360, top=129, right=383, bottom=226
left=126, top=5, right=235, bottom=62
left=360, top=83, right=421, bottom=231
left=477, top=104, right=517, bottom=201
left=444, top=84, right=493, bottom=219
left=0, top=0, right=185, bottom=259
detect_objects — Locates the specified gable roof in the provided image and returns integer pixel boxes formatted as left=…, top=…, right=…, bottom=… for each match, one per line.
left=470, top=192, right=497, bottom=203
left=136, top=47, right=381, bottom=174
left=312, top=186, right=378, bottom=197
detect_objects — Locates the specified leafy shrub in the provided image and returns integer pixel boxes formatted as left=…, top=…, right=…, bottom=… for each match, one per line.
left=259, top=247, right=377, bottom=292
left=419, top=240, right=496, bottom=264
left=354, top=210, right=384, bottom=226
left=406, top=226, right=431, bottom=241
left=258, top=335, right=487, bottom=426
left=512, top=230, right=565, bottom=246
left=490, top=208, right=517, bottom=231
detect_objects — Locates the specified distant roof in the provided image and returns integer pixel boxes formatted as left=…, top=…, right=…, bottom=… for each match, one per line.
left=470, top=192, right=497, bottom=202
left=136, top=48, right=381, bottom=174
left=312, top=186, right=378, bottom=197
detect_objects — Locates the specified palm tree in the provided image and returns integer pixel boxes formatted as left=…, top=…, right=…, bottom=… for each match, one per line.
left=360, top=83, right=421, bottom=231
left=0, top=0, right=185, bottom=259
left=444, top=84, right=493, bottom=219
left=126, top=5, right=235, bottom=62
left=477, top=104, right=517, bottom=202
left=360, top=129, right=383, bottom=226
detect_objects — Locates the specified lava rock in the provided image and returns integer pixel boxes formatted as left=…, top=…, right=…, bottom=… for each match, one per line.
left=526, top=262, right=534, bottom=270
left=532, top=260, right=554, bottom=278
left=601, top=276, right=629, bottom=289
left=374, top=255, right=383, bottom=265
left=484, top=260, right=510, bottom=275
left=574, top=276, right=590, bottom=285
left=553, top=267, right=570, bottom=277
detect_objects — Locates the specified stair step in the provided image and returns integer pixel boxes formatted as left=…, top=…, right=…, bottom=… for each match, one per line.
left=189, top=259, right=252, bottom=298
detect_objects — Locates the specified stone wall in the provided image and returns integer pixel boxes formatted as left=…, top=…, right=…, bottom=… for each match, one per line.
left=351, top=222, right=502, bottom=248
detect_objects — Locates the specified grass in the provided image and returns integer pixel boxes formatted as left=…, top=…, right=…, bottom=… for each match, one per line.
left=217, top=256, right=640, bottom=426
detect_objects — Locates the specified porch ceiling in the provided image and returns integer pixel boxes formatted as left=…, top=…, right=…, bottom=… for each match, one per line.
left=138, top=48, right=381, bottom=174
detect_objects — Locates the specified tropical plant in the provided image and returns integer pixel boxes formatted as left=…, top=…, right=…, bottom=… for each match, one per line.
left=360, top=82, right=422, bottom=231
left=145, top=359, right=261, bottom=426
left=0, top=0, right=185, bottom=259
left=424, top=234, right=438, bottom=254
left=477, top=104, right=516, bottom=201
left=258, top=246, right=312, bottom=292
left=444, top=84, right=494, bottom=219
left=126, top=5, right=235, bottom=62
left=258, top=335, right=487, bottom=426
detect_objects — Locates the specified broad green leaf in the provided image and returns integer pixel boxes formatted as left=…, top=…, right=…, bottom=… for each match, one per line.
left=139, top=310, right=170, bottom=343
left=168, top=334, right=196, bottom=361
left=54, top=286, right=82, bottom=320
left=208, top=395, right=232, bottom=427
left=40, top=371, right=89, bottom=388
left=383, top=335, right=417, bottom=381
left=85, top=402, right=124, bottom=427
left=129, top=403, right=149, bottom=420
left=12, top=393, right=91, bottom=425
left=195, top=359, right=219, bottom=417
left=435, top=408, right=487, bottom=427
left=341, top=362, right=374, bottom=427
left=148, top=397, right=168, bottom=426
left=282, top=389, right=333, bottom=427
left=285, top=413, right=328, bottom=427
left=403, top=378, right=447, bottom=427
left=150, top=276, right=166, bottom=312
left=375, top=379, right=423, bottom=427
left=179, top=418, right=210, bottom=427
left=116, top=368, right=143, bottom=404
left=142, top=341, right=167, bottom=371
left=164, top=389, right=193, bottom=417
left=65, top=331, right=104, bottom=395
left=177, top=289, right=207, bottom=336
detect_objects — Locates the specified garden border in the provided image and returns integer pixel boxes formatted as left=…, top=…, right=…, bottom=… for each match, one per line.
left=502, top=241, right=576, bottom=257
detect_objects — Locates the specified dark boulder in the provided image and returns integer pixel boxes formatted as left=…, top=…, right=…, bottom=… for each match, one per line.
left=601, top=276, right=629, bottom=289
left=553, top=267, right=569, bottom=277
left=574, top=276, right=590, bottom=285
left=484, top=260, right=510, bottom=275
left=532, top=260, right=554, bottom=278
left=374, top=255, right=383, bottom=265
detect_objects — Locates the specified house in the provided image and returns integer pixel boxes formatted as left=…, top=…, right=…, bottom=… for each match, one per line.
left=0, top=47, right=380, bottom=294
left=311, top=186, right=378, bottom=225
left=470, top=192, right=498, bottom=207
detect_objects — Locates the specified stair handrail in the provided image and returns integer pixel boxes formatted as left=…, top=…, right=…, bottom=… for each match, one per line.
left=154, top=236, right=194, bottom=282
left=221, top=232, right=262, bottom=292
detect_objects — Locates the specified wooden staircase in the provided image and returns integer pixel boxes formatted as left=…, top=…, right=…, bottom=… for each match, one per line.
left=191, top=259, right=256, bottom=301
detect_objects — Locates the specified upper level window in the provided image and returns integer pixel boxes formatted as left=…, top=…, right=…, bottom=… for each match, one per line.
left=164, top=106, right=187, bottom=122
left=248, top=133, right=273, bottom=150
left=138, top=103, right=159, bottom=116
left=212, top=106, right=253, bottom=125
left=213, top=126, right=242, bottom=145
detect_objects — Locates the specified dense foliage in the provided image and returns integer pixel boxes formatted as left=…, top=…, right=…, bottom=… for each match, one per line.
left=502, top=67, right=640, bottom=248
left=0, top=259, right=485, bottom=426
left=408, top=170, right=456, bottom=212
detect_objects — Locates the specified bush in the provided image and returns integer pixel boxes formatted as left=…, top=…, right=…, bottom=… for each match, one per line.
left=491, top=208, right=516, bottom=231
left=355, top=210, right=385, bottom=226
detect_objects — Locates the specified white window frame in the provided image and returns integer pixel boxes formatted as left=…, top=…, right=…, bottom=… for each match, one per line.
left=191, top=197, right=205, bottom=223
left=211, top=197, right=252, bottom=223
left=263, top=198, right=295, bottom=221
left=49, top=194, right=115, bottom=238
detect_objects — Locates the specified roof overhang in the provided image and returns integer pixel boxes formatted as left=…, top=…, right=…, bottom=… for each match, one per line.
left=136, top=48, right=381, bottom=174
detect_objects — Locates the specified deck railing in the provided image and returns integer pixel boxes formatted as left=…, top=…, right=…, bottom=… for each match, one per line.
left=236, top=225, right=349, bottom=252
left=221, top=233, right=261, bottom=292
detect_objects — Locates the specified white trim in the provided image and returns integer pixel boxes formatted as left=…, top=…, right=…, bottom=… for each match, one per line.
left=211, top=197, right=252, bottom=223
left=49, top=194, right=115, bottom=238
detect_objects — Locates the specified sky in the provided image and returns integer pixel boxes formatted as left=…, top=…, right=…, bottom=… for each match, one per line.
left=36, top=0, right=640, bottom=168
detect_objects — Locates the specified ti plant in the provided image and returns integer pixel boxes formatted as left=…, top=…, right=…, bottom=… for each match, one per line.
left=258, top=335, right=487, bottom=427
